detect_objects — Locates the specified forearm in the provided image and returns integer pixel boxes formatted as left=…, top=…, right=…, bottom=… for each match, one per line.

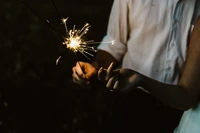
left=140, top=75, right=197, bottom=110
left=140, top=17, right=200, bottom=110
left=93, top=50, right=119, bottom=69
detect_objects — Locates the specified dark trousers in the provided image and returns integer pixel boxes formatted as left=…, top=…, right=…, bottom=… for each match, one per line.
left=107, top=89, right=183, bottom=133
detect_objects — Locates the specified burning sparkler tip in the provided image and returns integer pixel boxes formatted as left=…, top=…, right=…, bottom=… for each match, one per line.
left=61, top=17, right=69, bottom=24
left=60, top=18, right=114, bottom=62
left=56, top=56, right=62, bottom=65
left=111, top=40, right=116, bottom=45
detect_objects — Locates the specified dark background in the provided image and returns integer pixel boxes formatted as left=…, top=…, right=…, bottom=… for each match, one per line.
left=0, top=0, right=115, bottom=133
left=0, top=1, right=183, bottom=133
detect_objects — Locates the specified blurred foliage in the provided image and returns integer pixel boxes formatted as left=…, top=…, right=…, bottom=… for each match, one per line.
left=0, top=0, right=115, bottom=133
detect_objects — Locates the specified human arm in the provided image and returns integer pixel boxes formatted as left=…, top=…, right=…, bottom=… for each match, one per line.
left=141, top=17, right=200, bottom=110
left=72, top=0, right=129, bottom=87
left=101, top=17, right=200, bottom=110
left=72, top=50, right=118, bottom=88
left=97, top=0, right=129, bottom=62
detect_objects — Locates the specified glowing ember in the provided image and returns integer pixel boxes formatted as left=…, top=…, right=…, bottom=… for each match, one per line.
left=65, top=36, right=82, bottom=52
left=62, top=19, right=94, bottom=61
left=61, top=18, right=115, bottom=62
left=21, top=1, right=115, bottom=66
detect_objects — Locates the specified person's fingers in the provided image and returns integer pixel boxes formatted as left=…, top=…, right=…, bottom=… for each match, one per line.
left=73, top=79, right=91, bottom=88
left=105, top=62, right=114, bottom=80
left=85, top=65, right=97, bottom=79
left=72, top=67, right=81, bottom=81
left=106, top=76, right=116, bottom=89
left=72, top=77, right=79, bottom=85
left=72, top=66, right=90, bottom=87
left=72, top=76, right=90, bottom=88
left=75, top=62, right=85, bottom=79
left=72, top=72, right=90, bottom=85
left=113, top=80, right=119, bottom=90
left=98, top=67, right=104, bottom=80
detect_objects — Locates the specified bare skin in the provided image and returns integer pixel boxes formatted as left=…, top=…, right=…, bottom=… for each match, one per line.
left=72, top=62, right=97, bottom=88
left=72, top=17, right=200, bottom=110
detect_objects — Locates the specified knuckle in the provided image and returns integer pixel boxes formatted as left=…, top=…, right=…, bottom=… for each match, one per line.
left=72, top=78, right=77, bottom=83
left=72, top=67, right=76, bottom=72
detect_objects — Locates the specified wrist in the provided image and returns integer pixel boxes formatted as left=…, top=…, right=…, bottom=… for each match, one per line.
left=91, top=61, right=100, bottom=71
left=94, top=50, right=118, bottom=68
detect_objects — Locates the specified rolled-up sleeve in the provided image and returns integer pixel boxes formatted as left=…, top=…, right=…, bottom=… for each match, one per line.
left=97, top=0, right=129, bottom=62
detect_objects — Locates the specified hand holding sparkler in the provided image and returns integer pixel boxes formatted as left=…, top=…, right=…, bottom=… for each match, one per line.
left=59, top=18, right=114, bottom=64
left=22, top=0, right=116, bottom=89
left=72, top=61, right=98, bottom=88
left=57, top=18, right=114, bottom=71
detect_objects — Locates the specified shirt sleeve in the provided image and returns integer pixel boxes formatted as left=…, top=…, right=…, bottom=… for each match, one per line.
left=97, top=0, right=130, bottom=62
left=93, top=50, right=118, bottom=69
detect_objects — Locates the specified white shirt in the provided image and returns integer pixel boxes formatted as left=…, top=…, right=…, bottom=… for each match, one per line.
left=174, top=102, right=200, bottom=133
left=174, top=1, right=200, bottom=132
left=98, top=0, right=197, bottom=84
left=98, top=0, right=200, bottom=133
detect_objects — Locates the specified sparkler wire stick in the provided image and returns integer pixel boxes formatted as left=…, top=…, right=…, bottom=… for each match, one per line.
left=51, top=0, right=83, bottom=69
left=22, top=0, right=114, bottom=71
left=51, top=0, right=62, bottom=23
left=22, top=1, right=84, bottom=69
left=21, top=0, right=64, bottom=40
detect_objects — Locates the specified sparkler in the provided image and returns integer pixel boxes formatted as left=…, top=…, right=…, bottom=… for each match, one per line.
left=22, top=0, right=115, bottom=67
left=59, top=18, right=115, bottom=68
left=61, top=19, right=96, bottom=62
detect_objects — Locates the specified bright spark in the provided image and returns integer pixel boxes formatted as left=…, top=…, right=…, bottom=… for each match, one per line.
left=111, top=40, right=116, bottom=45
left=56, top=18, right=115, bottom=65
left=56, top=56, right=61, bottom=65
left=61, top=19, right=96, bottom=61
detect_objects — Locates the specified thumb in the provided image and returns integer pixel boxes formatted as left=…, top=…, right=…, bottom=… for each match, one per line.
left=85, top=69, right=96, bottom=80
left=85, top=65, right=97, bottom=80
left=76, top=62, right=86, bottom=78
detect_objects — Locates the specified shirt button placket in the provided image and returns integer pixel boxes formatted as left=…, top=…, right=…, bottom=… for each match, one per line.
left=167, top=66, right=172, bottom=71
left=164, top=1, right=180, bottom=82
